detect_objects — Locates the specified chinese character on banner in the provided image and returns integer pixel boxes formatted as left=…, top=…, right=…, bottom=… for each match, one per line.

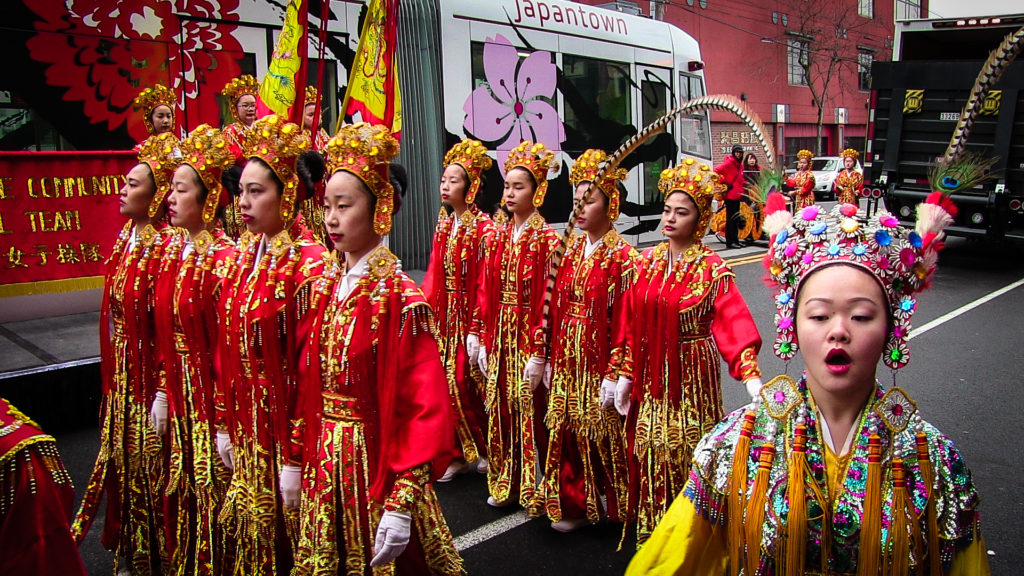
left=33, top=245, right=50, bottom=266
left=56, top=243, right=82, bottom=264
left=6, top=246, right=29, bottom=268
left=80, top=242, right=102, bottom=262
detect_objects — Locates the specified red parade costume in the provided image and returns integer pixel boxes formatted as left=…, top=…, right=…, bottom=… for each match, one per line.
left=422, top=206, right=497, bottom=466
left=0, top=398, right=87, bottom=576
left=292, top=246, right=462, bottom=575
left=834, top=168, right=864, bottom=205
left=786, top=169, right=816, bottom=209
left=542, top=228, right=637, bottom=525
left=218, top=216, right=326, bottom=575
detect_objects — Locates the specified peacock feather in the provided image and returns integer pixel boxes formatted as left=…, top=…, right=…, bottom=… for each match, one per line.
left=748, top=169, right=783, bottom=204
left=928, top=152, right=998, bottom=197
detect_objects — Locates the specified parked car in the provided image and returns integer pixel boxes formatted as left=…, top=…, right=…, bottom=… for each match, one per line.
left=785, top=156, right=863, bottom=201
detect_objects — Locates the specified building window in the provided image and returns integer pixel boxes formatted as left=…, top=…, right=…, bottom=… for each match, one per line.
left=895, top=0, right=923, bottom=21
left=858, top=52, right=873, bottom=91
left=787, top=39, right=809, bottom=86
left=859, top=0, right=873, bottom=18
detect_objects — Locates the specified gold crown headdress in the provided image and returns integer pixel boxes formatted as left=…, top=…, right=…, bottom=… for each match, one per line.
left=137, top=132, right=181, bottom=218
left=133, top=84, right=177, bottom=136
left=241, top=115, right=311, bottom=223
left=569, top=149, right=628, bottom=221
left=178, top=125, right=236, bottom=223
left=221, top=75, right=260, bottom=121
left=324, top=123, right=401, bottom=235
left=840, top=148, right=860, bottom=160
left=444, top=139, right=493, bottom=204
left=304, top=85, right=319, bottom=106
left=504, top=140, right=557, bottom=207
left=796, top=149, right=814, bottom=169
left=657, top=157, right=720, bottom=242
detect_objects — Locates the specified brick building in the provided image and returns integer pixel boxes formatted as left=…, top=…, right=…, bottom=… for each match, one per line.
left=586, top=0, right=896, bottom=168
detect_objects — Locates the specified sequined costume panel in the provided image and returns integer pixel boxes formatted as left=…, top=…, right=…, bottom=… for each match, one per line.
left=218, top=217, right=325, bottom=575
left=542, top=230, right=637, bottom=524
left=623, top=241, right=761, bottom=546
left=474, top=212, right=558, bottom=511
left=154, top=229, right=236, bottom=576
left=292, top=246, right=462, bottom=575
left=422, top=207, right=497, bottom=464
left=787, top=170, right=816, bottom=209
left=834, top=169, right=864, bottom=205
left=73, top=222, right=177, bottom=575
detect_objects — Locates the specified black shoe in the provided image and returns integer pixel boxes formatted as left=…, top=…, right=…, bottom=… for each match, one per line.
left=726, top=243, right=741, bottom=249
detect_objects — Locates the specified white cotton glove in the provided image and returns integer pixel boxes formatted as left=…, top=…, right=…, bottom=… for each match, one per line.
left=371, top=511, right=412, bottom=567
left=477, top=346, right=489, bottom=377
left=745, top=377, right=764, bottom=405
left=522, top=356, right=546, bottom=391
left=600, top=378, right=616, bottom=409
left=279, top=464, right=302, bottom=510
left=614, top=376, right=632, bottom=416
left=466, top=334, right=481, bottom=367
left=543, top=362, right=552, bottom=389
left=216, top=431, right=235, bottom=470
left=150, top=391, right=168, bottom=436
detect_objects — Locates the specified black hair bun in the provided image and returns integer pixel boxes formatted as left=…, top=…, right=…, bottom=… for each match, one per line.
left=297, top=150, right=326, bottom=191
left=389, top=162, right=408, bottom=199
left=221, top=165, right=243, bottom=199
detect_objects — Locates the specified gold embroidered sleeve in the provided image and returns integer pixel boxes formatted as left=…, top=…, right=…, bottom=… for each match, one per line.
left=384, top=463, right=432, bottom=514
left=737, top=347, right=761, bottom=381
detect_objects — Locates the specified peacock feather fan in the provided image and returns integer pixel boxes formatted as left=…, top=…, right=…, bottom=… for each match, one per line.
left=927, top=152, right=997, bottom=197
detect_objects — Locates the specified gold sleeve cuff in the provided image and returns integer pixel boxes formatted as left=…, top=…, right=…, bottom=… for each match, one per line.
left=384, top=463, right=431, bottom=514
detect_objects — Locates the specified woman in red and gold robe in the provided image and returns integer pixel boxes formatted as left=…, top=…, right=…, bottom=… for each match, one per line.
left=621, top=158, right=763, bottom=547
left=151, top=125, right=237, bottom=575
left=216, top=115, right=326, bottom=575
left=73, top=133, right=181, bottom=575
left=834, top=147, right=864, bottom=205
left=292, top=123, right=461, bottom=575
left=131, top=83, right=178, bottom=153
left=471, top=140, right=559, bottom=512
left=541, top=149, right=636, bottom=533
left=422, top=139, right=496, bottom=481
left=786, top=149, right=816, bottom=209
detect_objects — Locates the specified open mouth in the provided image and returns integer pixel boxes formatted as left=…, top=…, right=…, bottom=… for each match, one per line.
left=825, top=349, right=851, bottom=366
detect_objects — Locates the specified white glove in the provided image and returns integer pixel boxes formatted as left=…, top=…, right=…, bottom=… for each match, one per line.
left=600, top=378, right=616, bottom=409
left=477, top=346, right=489, bottom=377
left=466, top=334, right=481, bottom=367
left=371, top=510, right=412, bottom=567
left=745, top=377, right=764, bottom=405
left=279, top=464, right=302, bottom=510
left=614, top=376, right=632, bottom=416
left=543, top=362, right=552, bottom=389
left=216, top=431, right=235, bottom=470
left=150, top=391, right=168, bottom=436
left=522, top=356, right=546, bottom=391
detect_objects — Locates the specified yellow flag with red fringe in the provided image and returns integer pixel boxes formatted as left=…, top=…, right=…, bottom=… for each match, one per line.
left=341, top=0, right=402, bottom=140
left=257, top=0, right=309, bottom=125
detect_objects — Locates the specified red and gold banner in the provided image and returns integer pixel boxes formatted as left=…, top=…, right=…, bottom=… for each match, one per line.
left=342, top=0, right=402, bottom=140
left=0, top=151, right=136, bottom=297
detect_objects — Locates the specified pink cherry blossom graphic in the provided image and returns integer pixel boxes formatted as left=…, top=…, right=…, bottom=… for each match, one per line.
left=463, top=35, right=565, bottom=174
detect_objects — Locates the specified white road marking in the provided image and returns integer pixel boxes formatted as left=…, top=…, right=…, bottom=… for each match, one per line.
left=909, top=277, right=1024, bottom=340
left=453, top=510, right=534, bottom=552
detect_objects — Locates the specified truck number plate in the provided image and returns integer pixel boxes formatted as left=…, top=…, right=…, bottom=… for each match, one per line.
left=939, top=112, right=960, bottom=121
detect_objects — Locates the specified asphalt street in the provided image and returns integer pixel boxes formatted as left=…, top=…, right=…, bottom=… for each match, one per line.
left=22, top=234, right=1024, bottom=575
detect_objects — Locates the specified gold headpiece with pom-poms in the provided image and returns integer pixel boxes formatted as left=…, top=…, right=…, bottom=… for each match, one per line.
left=241, top=115, right=311, bottom=223
left=133, top=84, right=177, bottom=136
left=178, top=125, right=235, bottom=223
left=444, top=139, right=493, bottom=204
left=324, top=123, right=401, bottom=235
left=796, top=149, right=813, bottom=161
left=221, top=75, right=260, bottom=121
left=304, top=85, right=319, bottom=106
left=657, top=157, right=720, bottom=242
left=504, top=140, right=557, bottom=207
left=137, top=132, right=181, bottom=218
left=569, top=149, right=628, bottom=221
left=840, top=148, right=859, bottom=160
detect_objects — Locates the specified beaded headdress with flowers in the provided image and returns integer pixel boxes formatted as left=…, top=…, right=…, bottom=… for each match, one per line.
left=796, top=149, right=814, bottom=170
left=304, top=85, right=319, bottom=106
left=840, top=148, right=859, bottom=160
left=444, top=139, right=492, bottom=204
left=133, top=84, right=177, bottom=136
left=324, top=122, right=401, bottom=235
left=137, top=132, right=181, bottom=218
left=221, top=75, right=259, bottom=121
left=569, top=149, right=628, bottom=222
left=504, top=140, right=557, bottom=207
left=178, top=125, right=236, bottom=223
left=657, top=157, right=721, bottom=243
left=241, top=115, right=311, bottom=223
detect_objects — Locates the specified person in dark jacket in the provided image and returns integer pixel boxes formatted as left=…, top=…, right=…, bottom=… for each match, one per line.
left=714, top=144, right=745, bottom=249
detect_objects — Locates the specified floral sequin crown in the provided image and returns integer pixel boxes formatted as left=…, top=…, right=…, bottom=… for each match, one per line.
left=137, top=132, right=181, bottom=218
left=570, top=149, right=628, bottom=221
left=324, top=123, right=401, bottom=235
left=133, top=84, right=176, bottom=135
left=657, top=157, right=720, bottom=242
left=304, top=85, right=319, bottom=106
left=242, top=115, right=311, bottom=223
left=444, top=139, right=493, bottom=204
left=764, top=199, right=955, bottom=369
left=840, top=148, right=859, bottom=160
left=504, top=140, right=557, bottom=207
left=797, top=149, right=814, bottom=161
left=178, top=125, right=235, bottom=223
left=221, top=75, right=259, bottom=119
